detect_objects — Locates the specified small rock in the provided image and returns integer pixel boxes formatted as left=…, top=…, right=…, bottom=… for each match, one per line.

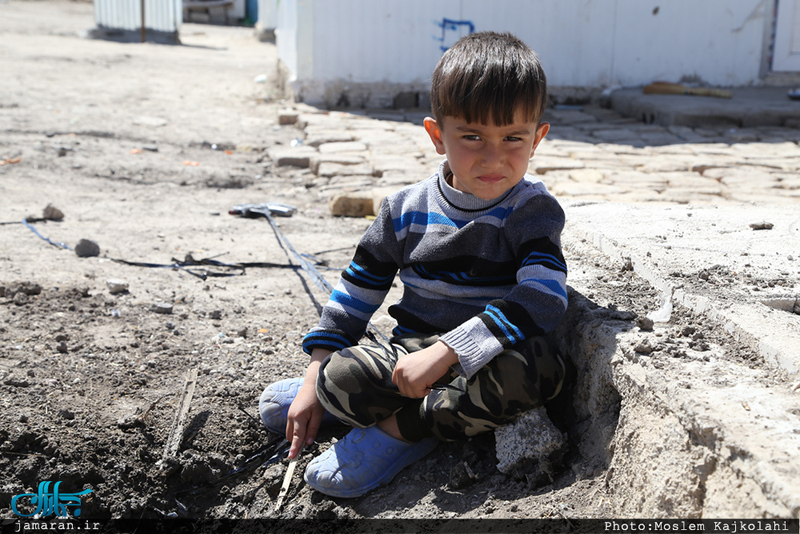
left=116, top=412, right=145, bottom=429
left=150, top=302, right=173, bottom=315
left=12, top=292, right=28, bottom=306
left=208, top=310, right=223, bottom=320
left=749, top=221, right=773, bottom=230
left=636, top=316, right=654, bottom=331
left=106, top=279, right=129, bottom=294
left=633, top=340, right=653, bottom=354
left=59, top=409, right=75, bottom=420
left=56, top=341, right=68, bottom=353
left=74, top=239, right=100, bottom=258
left=3, top=377, right=30, bottom=387
left=43, top=204, right=64, bottom=221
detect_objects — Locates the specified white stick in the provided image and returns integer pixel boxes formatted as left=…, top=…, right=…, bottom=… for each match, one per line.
left=161, top=368, right=198, bottom=461
left=275, top=456, right=299, bottom=511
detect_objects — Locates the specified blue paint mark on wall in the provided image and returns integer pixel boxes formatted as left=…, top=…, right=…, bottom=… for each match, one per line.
left=435, top=18, right=475, bottom=52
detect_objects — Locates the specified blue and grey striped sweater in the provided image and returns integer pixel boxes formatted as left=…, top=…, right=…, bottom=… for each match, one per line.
left=303, top=160, right=568, bottom=379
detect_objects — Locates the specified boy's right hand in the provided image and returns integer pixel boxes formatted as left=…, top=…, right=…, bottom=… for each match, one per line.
left=285, top=380, right=325, bottom=459
left=285, top=348, right=330, bottom=459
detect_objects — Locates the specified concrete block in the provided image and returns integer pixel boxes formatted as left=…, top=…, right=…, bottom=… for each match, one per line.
left=495, top=407, right=566, bottom=477
left=329, top=191, right=375, bottom=217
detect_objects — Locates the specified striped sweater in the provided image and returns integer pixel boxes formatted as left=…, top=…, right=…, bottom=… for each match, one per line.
left=303, top=160, right=568, bottom=379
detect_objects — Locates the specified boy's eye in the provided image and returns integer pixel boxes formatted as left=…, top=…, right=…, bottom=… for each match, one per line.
left=463, top=135, right=481, bottom=141
left=505, top=136, right=523, bottom=142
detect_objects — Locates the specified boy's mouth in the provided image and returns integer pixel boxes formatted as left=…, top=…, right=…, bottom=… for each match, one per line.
left=477, top=174, right=505, bottom=183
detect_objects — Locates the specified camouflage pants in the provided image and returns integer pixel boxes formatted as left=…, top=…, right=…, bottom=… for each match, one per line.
left=316, top=333, right=565, bottom=442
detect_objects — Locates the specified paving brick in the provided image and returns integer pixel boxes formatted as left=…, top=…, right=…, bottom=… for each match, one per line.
left=309, top=154, right=365, bottom=173
left=549, top=181, right=627, bottom=197
left=531, top=156, right=585, bottom=175
left=317, top=161, right=373, bottom=178
left=304, top=129, right=355, bottom=146
left=278, top=110, right=299, bottom=125
left=568, top=169, right=605, bottom=183
left=317, top=141, right=368, bottom=154
left=604, top=170, right=668, bottom=189
left=268, top=146, right=318, bottom=168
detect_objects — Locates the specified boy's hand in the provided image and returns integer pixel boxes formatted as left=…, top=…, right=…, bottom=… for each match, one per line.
left=286, top=349, right=330, bottom=458
left=286, top=380, right=325, bottom=458
left=392, top=341, right=459, bottom=398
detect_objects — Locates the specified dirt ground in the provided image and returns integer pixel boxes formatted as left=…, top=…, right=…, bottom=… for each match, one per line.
left=0, top=0, right=784, bottom=529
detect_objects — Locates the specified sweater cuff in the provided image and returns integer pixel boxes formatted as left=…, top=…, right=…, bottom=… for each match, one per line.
left=439, top=317, right=504, bottom=379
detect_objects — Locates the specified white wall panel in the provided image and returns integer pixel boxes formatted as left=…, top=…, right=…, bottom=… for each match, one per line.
left=274, top=0, right=771, bottom=106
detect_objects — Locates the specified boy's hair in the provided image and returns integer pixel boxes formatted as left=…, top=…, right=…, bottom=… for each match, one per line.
left=430, top=31, right=547, bottom=127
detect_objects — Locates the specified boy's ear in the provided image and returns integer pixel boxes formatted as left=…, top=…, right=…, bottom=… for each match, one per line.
left=530, top=122, right=550, bottom=158
left=424, top=117, right=447, bottom=155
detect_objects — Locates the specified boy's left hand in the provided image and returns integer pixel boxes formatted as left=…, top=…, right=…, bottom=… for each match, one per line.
left=392, top=341, right=459, bottom=398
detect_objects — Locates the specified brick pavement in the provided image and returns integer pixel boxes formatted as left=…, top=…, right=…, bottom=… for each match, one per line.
left=272, top=103, right=800, bottom=214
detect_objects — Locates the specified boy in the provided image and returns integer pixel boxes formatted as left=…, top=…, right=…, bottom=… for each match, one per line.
left=259, top=31, right=567, bottom=499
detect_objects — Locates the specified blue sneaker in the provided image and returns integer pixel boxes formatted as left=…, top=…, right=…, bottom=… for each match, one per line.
left=258, top=377, right=341, bottom=435
left=304, top=426, right=438, bottom=498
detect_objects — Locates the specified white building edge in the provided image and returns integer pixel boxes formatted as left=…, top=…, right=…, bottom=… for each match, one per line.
left=257, top=0, right=800, bottom=109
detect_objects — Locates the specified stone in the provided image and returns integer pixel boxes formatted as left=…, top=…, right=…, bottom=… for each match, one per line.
left=150, top=302, right=173, bottom=315
left=106, top=279, right=129, bottom=294
left=74, top=239, right=100, bottom=258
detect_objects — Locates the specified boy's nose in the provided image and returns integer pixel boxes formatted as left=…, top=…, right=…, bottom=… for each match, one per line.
left=481, top=145, right=504, bottom=168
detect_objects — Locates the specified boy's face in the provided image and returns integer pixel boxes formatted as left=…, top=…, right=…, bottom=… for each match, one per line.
left=424, top=109, right=549, bottom=200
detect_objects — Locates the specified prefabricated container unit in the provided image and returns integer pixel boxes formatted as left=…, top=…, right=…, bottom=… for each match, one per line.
left=94, top=0, right=182, bottom=33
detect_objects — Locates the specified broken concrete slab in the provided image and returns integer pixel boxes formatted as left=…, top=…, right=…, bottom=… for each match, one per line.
left=563, top=201, right=800, bottom=377
left=495, top=407, right=566, bottom=478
